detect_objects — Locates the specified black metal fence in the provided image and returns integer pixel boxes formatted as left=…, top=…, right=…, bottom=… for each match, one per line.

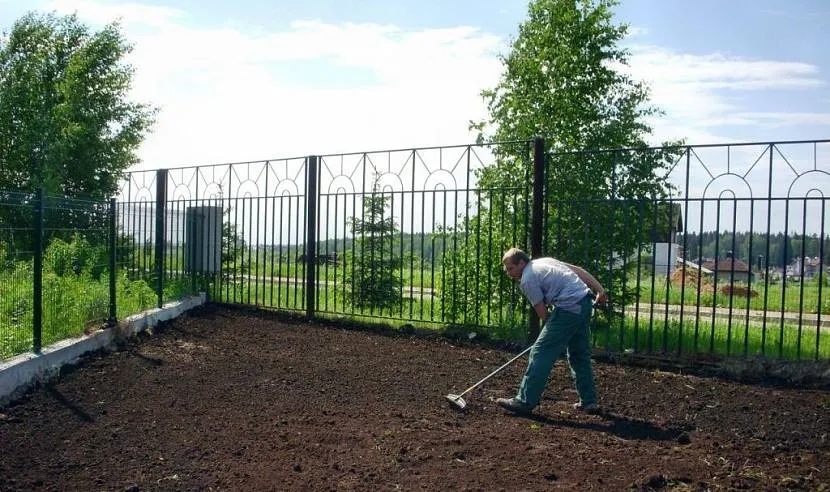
left=0, top=190, right=113, bottom=358
left=114, top=138, right=829, bottom=363
left=0, top=189, right=200, bottom=361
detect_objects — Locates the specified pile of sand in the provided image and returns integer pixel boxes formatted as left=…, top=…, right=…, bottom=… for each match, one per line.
left=719, top=284, right=759, bottom=298
left=670, top=266, right=713, bottom=292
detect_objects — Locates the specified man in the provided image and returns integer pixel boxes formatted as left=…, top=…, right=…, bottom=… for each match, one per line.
left=496, top=247, right=608, bottom=415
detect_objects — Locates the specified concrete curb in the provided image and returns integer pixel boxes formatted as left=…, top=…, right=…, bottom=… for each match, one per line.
left=0, top=293, right=206, bottom=407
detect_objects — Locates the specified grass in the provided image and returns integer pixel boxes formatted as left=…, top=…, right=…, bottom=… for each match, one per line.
left=591, top=312, right=830, bottom=361
left=207, top=277, right=528, bottom=342
left=157, top=243, right=829, bottom=315
left=0, top=262, right=196, bottom=360
left=632, top=272, right=830, bottom=315
left=4, top=250, right=828, bottom=363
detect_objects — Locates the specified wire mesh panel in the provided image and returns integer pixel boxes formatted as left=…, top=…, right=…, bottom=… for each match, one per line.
left=1, top=191, right=117, bottom=360
left=0, top=192, right=36, bottom=359
left=40, top=196, right=111, bottom=346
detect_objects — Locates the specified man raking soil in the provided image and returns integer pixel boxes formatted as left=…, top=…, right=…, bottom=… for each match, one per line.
left=446, top=247, right=607, bottom=414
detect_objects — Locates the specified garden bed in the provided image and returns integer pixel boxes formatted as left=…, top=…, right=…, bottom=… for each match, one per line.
left=1, top=305, right=828, bottom=490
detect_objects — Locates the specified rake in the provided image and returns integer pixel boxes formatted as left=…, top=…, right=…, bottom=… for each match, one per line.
left=444, top=345, right=533, bottom=410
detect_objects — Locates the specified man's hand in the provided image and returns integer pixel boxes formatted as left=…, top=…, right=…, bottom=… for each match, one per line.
left=594, top=289, right=609, bottom=308
left=533, top=302, right=548, bottom=322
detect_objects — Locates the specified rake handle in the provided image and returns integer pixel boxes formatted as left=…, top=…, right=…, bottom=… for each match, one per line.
left=457, top=345, right=533, bottom=397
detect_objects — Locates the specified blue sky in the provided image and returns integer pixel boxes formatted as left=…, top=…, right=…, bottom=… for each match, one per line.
left=1, top=0, right=829, bottom=173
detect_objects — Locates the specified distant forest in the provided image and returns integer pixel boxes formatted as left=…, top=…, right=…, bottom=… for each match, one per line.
left=679, top=231, right=830, bottom=268
left=313, top=232, right=448, bottom=263
left=260, top=231, right=829, bottom=270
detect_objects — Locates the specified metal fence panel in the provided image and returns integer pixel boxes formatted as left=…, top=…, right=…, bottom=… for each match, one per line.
left=120, top=138, right=830, bottom=363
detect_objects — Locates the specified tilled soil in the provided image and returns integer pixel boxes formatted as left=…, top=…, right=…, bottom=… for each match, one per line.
left=1, top=305, right=829, bottom=491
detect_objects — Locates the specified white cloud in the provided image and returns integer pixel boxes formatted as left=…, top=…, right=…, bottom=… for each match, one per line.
left=713, top=112, right=830, bottom=128
left=625, top=26, right=649, bottom=38
left=41, top=0, right=506, bottom=171
left=29, top=0, right=830, bottom=174
left=622, top=44, right=830, bottom=145
left=629, top=47, right=822, bottom=89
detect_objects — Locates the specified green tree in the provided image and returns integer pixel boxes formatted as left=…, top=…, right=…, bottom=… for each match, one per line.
left=440, top=0, right=683, bottom=338
left=346, top=180, right=403, bottom=313
left=0, top=12, right=156, bottom=252
left=0, top=11, right=156, bottom=196
left=221, top=207, right=247, bottom=282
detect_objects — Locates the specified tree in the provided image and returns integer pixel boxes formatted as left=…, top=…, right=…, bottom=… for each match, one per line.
left=0, top=11, right=156, bottom=252
left=345, top=180, right=403, bottom=313
left=440, top=0, right=683, bottom=338
left=0, top=11, right=156, bottom=197
left=221, top=206, right=247, bottom=283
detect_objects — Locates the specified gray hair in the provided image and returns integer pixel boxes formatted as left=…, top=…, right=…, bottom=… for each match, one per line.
left=502, top=247, right=530, bottom=265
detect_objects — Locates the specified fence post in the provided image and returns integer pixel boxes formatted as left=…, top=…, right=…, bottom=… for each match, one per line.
left=155, top=169, right=168, bottom=308
left=108, top=198, right=117, bottom=325
left=305, top=156, right=319, bottom=319
left=528, top=137, right=546, bottom=343
left=33, top=188, right=44, bottom=353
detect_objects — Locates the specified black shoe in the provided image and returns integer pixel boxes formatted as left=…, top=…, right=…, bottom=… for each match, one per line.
left=573, top=402, right=600, bottom=414
left=496, top=397, right=534, bottom=414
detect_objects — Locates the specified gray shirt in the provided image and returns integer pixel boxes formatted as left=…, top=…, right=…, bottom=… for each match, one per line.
left=519, top=258, right=591, bottom=314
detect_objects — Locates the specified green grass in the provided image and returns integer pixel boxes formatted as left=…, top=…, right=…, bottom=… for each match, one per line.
left=0, top=263, right=196, bottom=360
left=241, top=259, right=444, bottom=289
left=628, top=273, right=830, bottom=315
left=591, top=311, right=830, bottom=361
left=142, top=246, right=446, bottom=289
left=206, top=277, right=527, bottom=341
left=5, top=252, right=828, bottom=363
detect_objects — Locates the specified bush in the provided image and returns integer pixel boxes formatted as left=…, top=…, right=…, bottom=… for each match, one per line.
left=43, top=233, right=107, bottom=280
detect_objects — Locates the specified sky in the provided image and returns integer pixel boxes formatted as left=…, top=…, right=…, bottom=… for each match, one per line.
left=1, top=0, right=827, bottom=239
left=1, top=0, right=828, bottom=172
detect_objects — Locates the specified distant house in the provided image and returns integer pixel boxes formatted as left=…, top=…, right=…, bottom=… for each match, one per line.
left=702, top=255, right=752, bottom=283
left=676, top=258, right=713, bottom=275
left=651, top=202, right=684, bottom=275
left=788, top=256, right=822, bottom=279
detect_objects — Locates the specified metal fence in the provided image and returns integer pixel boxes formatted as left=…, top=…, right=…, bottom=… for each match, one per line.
left=118, top=138, right=830, bottom=363
left=0, top=190, right=113, bottom=359
left=0, top=189, right=200, bottom=361
left=547, top=141, right=830, bottom=361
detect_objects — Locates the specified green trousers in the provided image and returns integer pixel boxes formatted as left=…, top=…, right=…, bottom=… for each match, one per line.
left=517, top=295, right=596, bottom=407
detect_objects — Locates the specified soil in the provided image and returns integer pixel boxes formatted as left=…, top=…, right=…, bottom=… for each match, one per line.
left=1, top=304, right=829, bottom=491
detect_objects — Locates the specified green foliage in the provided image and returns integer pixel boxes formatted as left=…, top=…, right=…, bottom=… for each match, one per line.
left=1, top=230, right=199, bottom=359
left=440, top=0, right=684, bottom=337
left=221, top=206, right=247, bottom=281
left=115, top=231, right=136, bottom=267
left=43, top=232, right=107, bottom=279
left=437, top=189, right=529, bottom=333
left=0, top=11, right=156, bottom=251
left=345, top=182, right=403, bottom=312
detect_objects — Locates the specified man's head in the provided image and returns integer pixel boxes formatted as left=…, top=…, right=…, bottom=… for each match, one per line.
left=501, top=247, right=530, bottom=280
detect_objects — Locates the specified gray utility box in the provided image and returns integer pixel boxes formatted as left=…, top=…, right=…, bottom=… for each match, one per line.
left=184, top=206, right=222, bottom=273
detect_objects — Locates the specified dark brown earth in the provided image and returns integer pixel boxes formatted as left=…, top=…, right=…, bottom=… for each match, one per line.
left=1, top=305, right=829, bottom=491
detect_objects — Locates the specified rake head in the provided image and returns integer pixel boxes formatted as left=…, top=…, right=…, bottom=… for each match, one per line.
left=445, top=393, right=467, bottom=410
